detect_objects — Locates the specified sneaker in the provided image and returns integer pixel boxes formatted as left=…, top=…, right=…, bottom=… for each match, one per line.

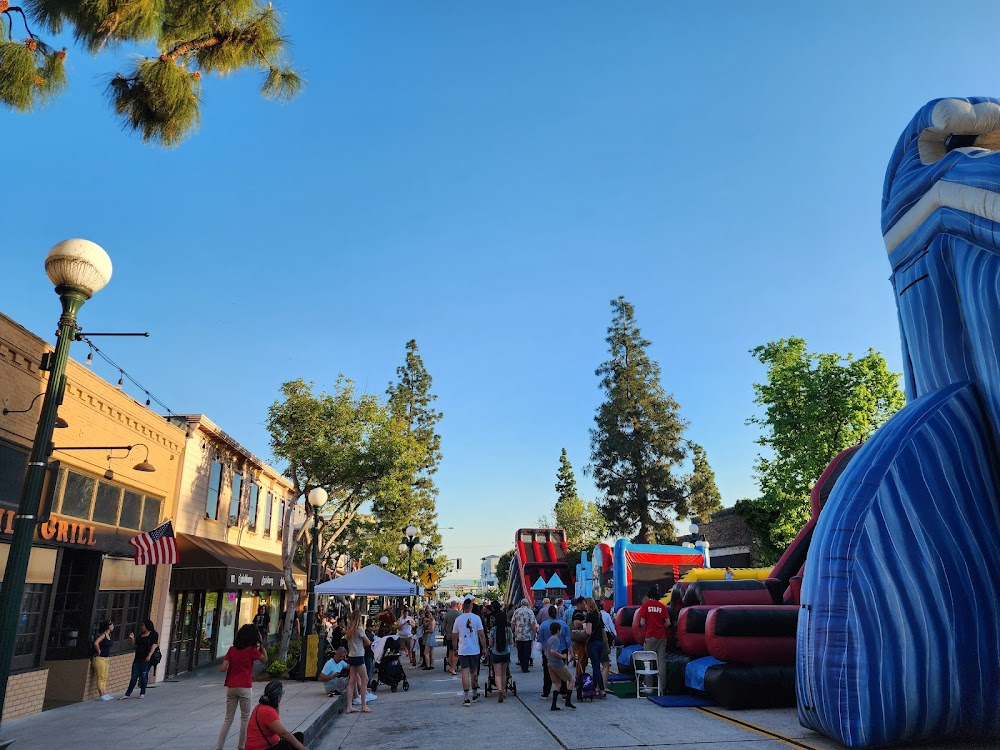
left=101, top=695, right=115, bottom=701
left=540, top=693, right=549, bottom=700
left=471, top=693, right=480, bottom=703
left=463, top=698, right=471, bottom=708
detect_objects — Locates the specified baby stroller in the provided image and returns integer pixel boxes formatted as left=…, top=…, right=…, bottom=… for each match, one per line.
left=482, top=653, right=517, bottom=697
left=370, top=635, right=409, bottom=693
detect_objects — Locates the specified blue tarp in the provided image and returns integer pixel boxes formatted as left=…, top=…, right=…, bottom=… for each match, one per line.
left=685, top=656, right=723, bottom=692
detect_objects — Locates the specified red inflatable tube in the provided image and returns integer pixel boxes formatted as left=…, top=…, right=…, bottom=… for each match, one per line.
left=614, top=605, right=648, bottom=646
left=705, top=606, right=798, bottom=665
left=676, top=605, right=714, bottom=657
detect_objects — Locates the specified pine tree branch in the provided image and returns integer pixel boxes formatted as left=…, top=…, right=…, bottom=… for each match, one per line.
left=165, top=34, right=221, bottom=61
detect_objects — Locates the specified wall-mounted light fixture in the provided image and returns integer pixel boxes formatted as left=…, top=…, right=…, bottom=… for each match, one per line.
left=2, top=392, right=69, bottom=428
left=55, top=443, right=156, bottom=480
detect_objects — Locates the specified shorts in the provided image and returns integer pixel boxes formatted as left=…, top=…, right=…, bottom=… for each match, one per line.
left=347, top=656, right=365, bottom=667
left=458, top=654, right=480, bottom=670
left=445, top=638, right=454, bottom=652
left=548, top=664, right=573, bottom=685
left=398, top=637, right=412, bottom=650
left=490, top=653, right=510, bottom=664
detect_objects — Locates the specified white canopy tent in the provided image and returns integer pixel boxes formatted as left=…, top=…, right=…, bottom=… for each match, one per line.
left=314, top=564, right=419, bottom=597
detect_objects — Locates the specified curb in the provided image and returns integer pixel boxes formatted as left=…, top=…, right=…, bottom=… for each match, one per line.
left=300, top=693, right=347, bottom=745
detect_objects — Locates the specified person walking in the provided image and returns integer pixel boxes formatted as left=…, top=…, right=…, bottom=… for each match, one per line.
left=636, top=586, right=670, bottom=692
left=397, top=607, right=416, bottom=667
left=344, top=609, right=373, bottom=713
left=214, top=623, right=268, bottom=750
left=545, top=621, right=576, bottom=711
left=245, top=681, right=310, bottom=750
left=422, top=606, right=437, bottom=670
left=452, top=597, right=487, bottom=707
left=91, top=620, right=114, bottom=701
left=583, top=598, right=608, bottom=699
left=253, top=605, right=270, bottom=646
left=511, top=598, right=536, bottom=673
left=120, top=619, right=158, bottom=699
left=488, top=601, right=512, bottom=702
left=536, top=605, right=571, bottom=700
left=444, top=599, right=462, bottom=675
left=536, top=598, right=552, bottom=625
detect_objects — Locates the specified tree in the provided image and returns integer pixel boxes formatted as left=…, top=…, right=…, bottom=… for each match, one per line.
left=266, top=377, right=418, bottom=662
left=686, top=442, right=722, bottom=521
left=541, top=449, right=606, bottom=551
left=380, top=339, right=445, bottom=581
left=589, top=297, right=711, bottom=543
left=1, top=0, right=300, bottom=146
left=495, top=548, right=514, bottom=594
left=736, top=338, right=905, bottom=563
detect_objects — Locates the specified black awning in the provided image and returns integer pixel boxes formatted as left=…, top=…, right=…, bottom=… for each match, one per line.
left=171, top=534, right=286, bottom=592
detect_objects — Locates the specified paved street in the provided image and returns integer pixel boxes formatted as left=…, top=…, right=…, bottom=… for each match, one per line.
left=315, top=650, right=1000, bottom=750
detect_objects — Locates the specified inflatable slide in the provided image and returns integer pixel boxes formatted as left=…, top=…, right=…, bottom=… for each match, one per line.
left=503, top=528, right=574, bottom=609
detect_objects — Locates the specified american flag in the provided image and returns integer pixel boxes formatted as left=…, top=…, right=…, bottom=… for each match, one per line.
left=129, top=520, right=178, bottom=565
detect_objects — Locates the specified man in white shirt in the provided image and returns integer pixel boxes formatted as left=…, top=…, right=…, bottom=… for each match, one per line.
left=452, top=598, right=488, bottom=707
left=397, top=608, right=416, bottom=667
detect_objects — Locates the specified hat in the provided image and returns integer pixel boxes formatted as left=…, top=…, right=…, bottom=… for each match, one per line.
left=464, top=594, right=475, bottom=601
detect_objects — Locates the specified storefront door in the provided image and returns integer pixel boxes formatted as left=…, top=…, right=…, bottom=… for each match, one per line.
left=169, top=591, right=206, bottom=675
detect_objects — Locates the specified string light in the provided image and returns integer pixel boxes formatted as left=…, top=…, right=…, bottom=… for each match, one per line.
left=77, top=336, right=179, bottom=419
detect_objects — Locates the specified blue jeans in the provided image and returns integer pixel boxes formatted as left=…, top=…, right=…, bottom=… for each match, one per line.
left=586, top=640, right=607, bottom=692
left=125, top=659, right=151, bottom=696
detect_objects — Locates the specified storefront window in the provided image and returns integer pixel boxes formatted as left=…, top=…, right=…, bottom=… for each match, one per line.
left=268, top=591, right=281, bottom=636
left=239, top=591, right=257, bottom=630
left=141, top=496, right=161, bottom=531
left=201, top=591, right=218, bottom=663
left=119, top=491, right=142, bottom=529
left=215, top=591, right=238, bottom=658
left=0, top=440, right=27, bottom=504
left=92, top=481, right=121, bottom=525
left=94, top=590, right=143, bottom=654
left=61, top=471, right=94, bottom=519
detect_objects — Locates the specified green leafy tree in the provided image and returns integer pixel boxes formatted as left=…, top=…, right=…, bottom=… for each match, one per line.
left=589, top=297, right=708, bottom=543
left=266, top=377, right=419, bottom=662
left=495, top=548, right=514, bottom=593
left=1, top=0, right=300, bottom=146
left=735, top=337, right=905, bottom=563
left=541, top=449, right=607, bottom=551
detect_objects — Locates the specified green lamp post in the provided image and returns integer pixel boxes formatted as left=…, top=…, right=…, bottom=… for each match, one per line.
left=0, top=239, right=112, bottom=732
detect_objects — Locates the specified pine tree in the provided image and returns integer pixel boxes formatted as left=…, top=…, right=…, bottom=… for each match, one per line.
left=589, top=296, right=692, bottom=544
left=381, top=339, right=445, bottom=574
left=687, top=442, right=722, bottom=521
left=0, top=1, right=300, bottom=146
left=549, top=448, right=606, bottom=550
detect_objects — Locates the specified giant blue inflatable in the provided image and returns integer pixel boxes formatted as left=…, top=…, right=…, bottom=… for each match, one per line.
left=797, top=98, right=1000, bottom=747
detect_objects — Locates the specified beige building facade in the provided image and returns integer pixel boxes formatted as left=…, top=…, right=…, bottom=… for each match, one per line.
left=0, top=312, right=185, bottom=720
left=158, top=414, right=303, bottom=678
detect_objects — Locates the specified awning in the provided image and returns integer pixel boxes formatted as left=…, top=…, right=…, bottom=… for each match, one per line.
left=171, top=534, right=306, bottom=592
left=314, top=565, right=418, bottom=597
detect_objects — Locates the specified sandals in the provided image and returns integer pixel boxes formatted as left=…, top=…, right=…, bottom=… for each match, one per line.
left=360, top=707, right=373, bottom=713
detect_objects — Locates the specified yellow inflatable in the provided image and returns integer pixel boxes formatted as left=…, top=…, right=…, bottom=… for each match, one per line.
left=677, top=567, right=771, bottom=583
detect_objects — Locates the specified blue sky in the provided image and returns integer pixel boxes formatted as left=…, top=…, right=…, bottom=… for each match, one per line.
left=3, top=1, right=997, bottom=575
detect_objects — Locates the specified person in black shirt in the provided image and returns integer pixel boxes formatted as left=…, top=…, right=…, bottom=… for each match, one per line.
left=120, top=619, right=159, bottom=699
left=254, top=605, right=270, bottom=645
left=582, top=598, right=607, bottom=698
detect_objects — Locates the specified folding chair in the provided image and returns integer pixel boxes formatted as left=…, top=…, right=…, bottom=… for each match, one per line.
left=632, top=649, right=660, bottom=697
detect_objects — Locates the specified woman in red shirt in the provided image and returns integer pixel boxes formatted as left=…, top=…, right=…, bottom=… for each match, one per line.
left=214, top=624, right=268, bottom=750
left=246, top=681, right=310, bottom=750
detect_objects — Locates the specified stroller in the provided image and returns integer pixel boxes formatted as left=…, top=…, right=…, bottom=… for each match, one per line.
left=482, top=652, right=517, bottom=697
left=370, top=635, right=409, bottom=693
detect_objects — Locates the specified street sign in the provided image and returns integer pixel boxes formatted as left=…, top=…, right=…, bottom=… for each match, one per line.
left=419, top=568, right=439, bottom=588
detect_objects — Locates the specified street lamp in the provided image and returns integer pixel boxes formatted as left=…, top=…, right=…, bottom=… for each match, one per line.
left=379, top=556, right=389, bottom=566
left=399, top=525, right=423, bottom=604
left=305, top=487, right=328, bottom=641
left=0, top=239, right=112, bottom=730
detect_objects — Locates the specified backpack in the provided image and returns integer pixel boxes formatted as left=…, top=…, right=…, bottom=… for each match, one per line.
left=149, top=646, right=162, bottom=667
left=577, top=672, right=597, bottom=701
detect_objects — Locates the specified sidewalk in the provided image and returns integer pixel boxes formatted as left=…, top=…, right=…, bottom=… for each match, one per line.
left=1, top=670, right=344, bottom=750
